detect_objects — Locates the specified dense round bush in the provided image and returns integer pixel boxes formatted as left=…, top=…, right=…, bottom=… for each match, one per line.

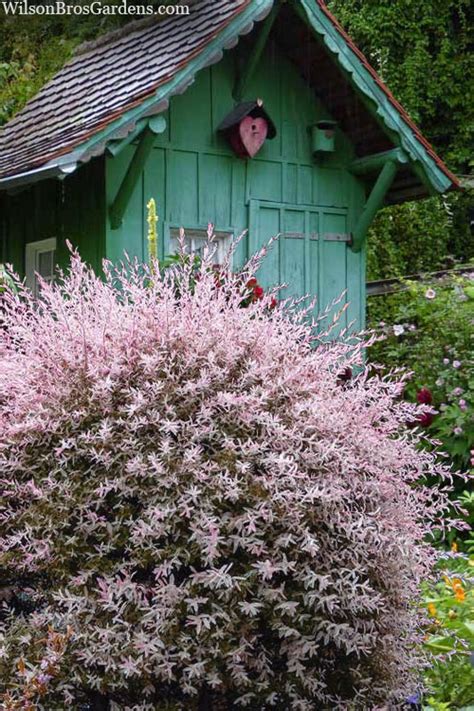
left=0, top=247, right=460, bottom=710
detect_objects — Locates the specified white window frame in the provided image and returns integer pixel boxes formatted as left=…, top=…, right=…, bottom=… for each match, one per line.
left=25, top=238, right=57, bottom=297
left=167, top=225, right=233, bottom=266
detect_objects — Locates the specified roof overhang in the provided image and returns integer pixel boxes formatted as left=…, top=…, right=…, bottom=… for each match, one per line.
left=294, top=0, right=459, bottom=199
left=0, top=0, right=274, bottom=191
left=0, top=159, right=77, bottom=192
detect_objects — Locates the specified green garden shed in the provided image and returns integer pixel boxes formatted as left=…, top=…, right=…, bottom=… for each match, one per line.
left=0, top=0, right=459, bottom=329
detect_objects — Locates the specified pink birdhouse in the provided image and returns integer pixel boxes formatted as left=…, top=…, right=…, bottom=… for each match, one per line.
left=218, top=98, right=277, bottom=159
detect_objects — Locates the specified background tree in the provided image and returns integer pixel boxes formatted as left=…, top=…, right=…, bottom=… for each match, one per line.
left=328, top=0, right=474, bottom=278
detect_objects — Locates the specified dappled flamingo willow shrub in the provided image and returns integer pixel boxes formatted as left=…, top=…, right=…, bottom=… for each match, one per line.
left=0, top=243, right=461, bottom=709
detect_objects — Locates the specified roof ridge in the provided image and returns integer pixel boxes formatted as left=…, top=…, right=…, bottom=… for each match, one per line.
left=74, top=0, right=195, bottom=57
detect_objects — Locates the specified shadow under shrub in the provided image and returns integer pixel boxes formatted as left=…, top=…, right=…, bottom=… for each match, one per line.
left=0, top=246, right=463, bottom=710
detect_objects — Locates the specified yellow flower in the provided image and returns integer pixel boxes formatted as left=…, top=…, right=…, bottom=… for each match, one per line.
left=451, top=541, right=458, bottom=553
left=147, top=198, right=158, bottom=265
left=427, top=603, right=437, bottom=617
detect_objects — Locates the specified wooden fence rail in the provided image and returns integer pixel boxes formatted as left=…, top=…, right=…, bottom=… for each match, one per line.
left=366, top=265, right=474, bottom=297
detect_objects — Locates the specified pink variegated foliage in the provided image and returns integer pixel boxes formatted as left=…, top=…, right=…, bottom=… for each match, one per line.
left=0, top=242, right=462, bottom=710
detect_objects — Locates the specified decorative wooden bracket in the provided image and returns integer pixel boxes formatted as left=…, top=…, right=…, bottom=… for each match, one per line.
left=109, top=116, right=166, bottom=230
left=232, top=1, right=280, bottom=102
left=350, top=149, right=408, bottom=252
left=350, top=148, right=408, bottom=176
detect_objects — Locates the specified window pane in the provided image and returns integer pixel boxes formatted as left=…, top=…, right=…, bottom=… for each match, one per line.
left=25, top=239, right=57, bottom=298
left=191, top=236, right=208, bottom=258
left=169, top=229, right=231, bottom=266
left=38, top=249, right=54, bottom=278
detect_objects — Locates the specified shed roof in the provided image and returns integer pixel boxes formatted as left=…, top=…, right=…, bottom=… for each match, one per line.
left=0, top=0, right=459, bottom=200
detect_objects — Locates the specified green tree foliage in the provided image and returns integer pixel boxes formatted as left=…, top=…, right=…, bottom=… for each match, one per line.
left=366, top=192, right=474, bottom=281
left=328, top=0, right=473, bottom=170
left=366, top=199, right=453, bottom=281
left=0, top=7, right=116, bottom=123
left=328, top=0, right=474, bottom=279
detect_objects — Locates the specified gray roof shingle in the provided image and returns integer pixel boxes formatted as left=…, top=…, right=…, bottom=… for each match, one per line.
left=0, top=0, right=253, bottom=181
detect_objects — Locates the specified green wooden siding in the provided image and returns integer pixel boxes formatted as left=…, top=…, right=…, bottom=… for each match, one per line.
left=1, top=159, right=105, bottom=277
left=106, top=43, right=366, bottom=329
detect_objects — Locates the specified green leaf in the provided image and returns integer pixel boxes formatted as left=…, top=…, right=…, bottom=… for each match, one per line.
left=462, top=622, right=474, bottom=639
left=425, top=635, right=457, bottom=652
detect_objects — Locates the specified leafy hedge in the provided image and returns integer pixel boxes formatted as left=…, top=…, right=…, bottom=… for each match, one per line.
left=367, top=196, right=474, bottom=283
left=368, top=272, right=474, bottom=475
left=327, top=0, right=473, bottom=171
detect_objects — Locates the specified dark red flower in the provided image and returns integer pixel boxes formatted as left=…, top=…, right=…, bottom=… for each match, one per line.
left=246, top=278, right=258, bottom=289
left=417, top=412, right=434, bottom=427
left=417, top=387, right=433, bottom=405
left=269, top=297, right=278, bottom=310
left=253, top=286, right=264, bottom=300
left=337, top=367, right=352, bottom=386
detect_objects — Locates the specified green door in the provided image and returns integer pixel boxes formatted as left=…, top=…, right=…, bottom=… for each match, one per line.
left=249, top=200, right=351, bottom=332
